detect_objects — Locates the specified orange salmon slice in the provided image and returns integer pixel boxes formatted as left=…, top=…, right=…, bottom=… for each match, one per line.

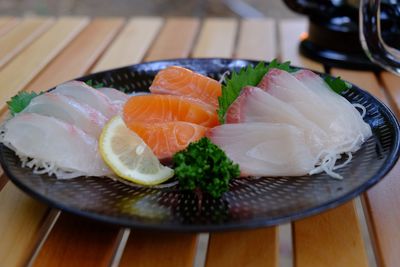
left=127, top=121, right=208, bottom=160
left=149, top=66, right=222, bottom=109
left=123, top=94, right=219, bottom=128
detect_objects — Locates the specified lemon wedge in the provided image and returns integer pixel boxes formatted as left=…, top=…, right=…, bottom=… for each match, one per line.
left=99, top=116, right=174, bottom=185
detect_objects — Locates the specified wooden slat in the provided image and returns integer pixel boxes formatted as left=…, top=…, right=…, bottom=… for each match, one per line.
left=0, top=17, right=53, bottom=69
left=205, top=18, right=279, bottom=267
left=27, top=17, right=124, bottom=92
left=0, top=17, right=20, bottom=38
left=92, top=17, right=163, bottom=72
left=0, top=17, right=89, bottom=113
left=280, top=19, right=369, bottom=267
left=359, top=71, right=400, bottom=267
left=118, top=17, right=201, bottom=267
left=235, top=18, right=276, bottom=60
left=32, top=213, right=122, bottom=267
left=278, top=19, right=323, bottom=72
left=145, top=17, right=199, bottom=61
left=0, top=183, right=51, bottom=267
left=206, top=228, right=278, bottom=267
left=192, top=18, right=238, bottom=58
left=119, top=232, right=197, bottom=267
left=293, top=202, right=369, bottom=267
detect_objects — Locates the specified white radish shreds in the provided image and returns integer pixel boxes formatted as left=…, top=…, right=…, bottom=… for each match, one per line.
left=219, top=71, right=231, bottom=84
left=353, top=103, right=367, bottom=118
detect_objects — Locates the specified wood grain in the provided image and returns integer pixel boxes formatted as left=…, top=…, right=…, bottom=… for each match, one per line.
left=27, top=17, right=124, bottom=92
left=0, top=17, right=88, bottom=113
left=360, top=71, right=400, bottom=267
left=192, top=18, right=238, bottom=58
left=280, top=19, right=369, bottom=267
left=278, top=19, right=323, bottom=72
left=206, top=228, right=278, bottom=267
left=0, top=17, right=53, bottom=69
left=145, top=17, right=200, bottom=61
left=92, top=17, right=163, bottom=72
left=0, top=183, right=50, bottom=267
left=205, top=18, right=279, bottom=267
left=119, top=231, right=198, bottom=267
left=32, top=213, right=122, bottom=267
left=235, top=18, right=276, bottom=60
left=293, top=202, right=369, bottom=267
left=0, top=17, right=20, bottom=38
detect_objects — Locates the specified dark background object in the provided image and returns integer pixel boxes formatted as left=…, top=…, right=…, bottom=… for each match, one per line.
left=283, top=0, right=400, bottom=70
left=0, top=59, right=399, bottom=232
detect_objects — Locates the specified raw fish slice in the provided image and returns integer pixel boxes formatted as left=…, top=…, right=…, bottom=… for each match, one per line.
left=97, top=87, right=129, bottom=102
left=123, top=94, right=219, bottom=128
left=149, top=66, right=222, bottom=109
left=293, top=69, right=372, bottom=149
left=127, top=121, right=208, bottom=160
left=258, top=69, right=370, bottom=150
left=207, top=123, right=316, bottom=176
left=0, top=113, right=111, bottom=178
left=226, top=86, right=327, bottom=155
left=53, top=81, right=118, bottom=118
left=22, top=92, right=108, bottom=138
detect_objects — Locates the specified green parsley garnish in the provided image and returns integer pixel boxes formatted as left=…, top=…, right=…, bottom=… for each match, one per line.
left=173, top=137, right=240, bottom=198
left=217, top=59, right=296, bottom=123
left=7, top=91, right=44, bottom=116
left=324, top=76, right=351, bottom=94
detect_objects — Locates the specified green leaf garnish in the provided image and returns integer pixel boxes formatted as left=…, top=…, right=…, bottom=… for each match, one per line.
left=217, top=59, right=296, bottom=123
left=324, top=76, right=351, bottom=94
left=85, top=79, right=105, bottom=89
left=173, top=137, right=240, bottom=198
left=7, top=91, right=43, bottom=116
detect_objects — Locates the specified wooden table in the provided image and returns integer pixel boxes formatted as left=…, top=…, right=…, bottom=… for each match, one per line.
left=0, top=16, right=399, bottom=267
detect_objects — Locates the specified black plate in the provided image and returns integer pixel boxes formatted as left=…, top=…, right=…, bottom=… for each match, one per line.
left=1, top=58, right=399, bottom=232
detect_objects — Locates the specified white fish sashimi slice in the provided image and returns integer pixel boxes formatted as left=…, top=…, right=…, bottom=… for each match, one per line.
left=0, top=113, right=111, bottom=178
left=226, top=86, right=327, bottom=155
left=293, top=69, right=372, bottom=150
left=97, top=87, right=129, bottom=103
left=207, top=123, right=316, bottom=177
left=53, top=81, right=118, bottom=118
left=22, top=92, right=108, bottom=138
left=258, top=69, right=339, bottom=132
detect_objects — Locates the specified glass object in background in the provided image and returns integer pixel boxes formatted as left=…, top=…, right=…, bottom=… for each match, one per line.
left=360, top=0, right=400, bottom=75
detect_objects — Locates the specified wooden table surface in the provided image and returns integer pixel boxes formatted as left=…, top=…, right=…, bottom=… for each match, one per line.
left=0, top=16, right=399, bottom=267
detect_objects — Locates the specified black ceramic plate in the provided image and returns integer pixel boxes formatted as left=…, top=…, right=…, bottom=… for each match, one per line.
left=1, top=58, right=399, bottom=232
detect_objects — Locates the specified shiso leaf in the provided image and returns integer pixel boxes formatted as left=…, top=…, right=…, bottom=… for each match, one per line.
left=7, top=91, right=44, bottom=116
left=217, top=59, right=296, bottom=123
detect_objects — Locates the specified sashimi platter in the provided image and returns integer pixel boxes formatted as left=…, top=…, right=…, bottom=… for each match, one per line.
left=0, top=58, right=398, bottom=231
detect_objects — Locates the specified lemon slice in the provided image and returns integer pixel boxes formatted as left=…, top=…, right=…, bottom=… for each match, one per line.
left=99, top=116, right=174, bottom=185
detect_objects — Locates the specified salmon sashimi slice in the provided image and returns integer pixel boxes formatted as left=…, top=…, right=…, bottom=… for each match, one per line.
left=123, top=94, right=219, bottom=128
left=127, top=121, right=208, bottom=160
left=149, top=66, right=222, bottom=109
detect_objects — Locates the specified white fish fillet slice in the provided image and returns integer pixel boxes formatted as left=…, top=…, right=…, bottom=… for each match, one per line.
left=53, top=81, right=118, bottom=118
left=97, top=87, right=129, bottom=102
left=22, top=92, right=108, bottom=138
left=258, top=69, right=371, bottom=152
left=293, top=69, right=372, bottom=151
left=0, top=113, right=111, bottom=178
left=226, top=86, right=327, bottom=156
left=207, top=123, right=316, bottom=177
